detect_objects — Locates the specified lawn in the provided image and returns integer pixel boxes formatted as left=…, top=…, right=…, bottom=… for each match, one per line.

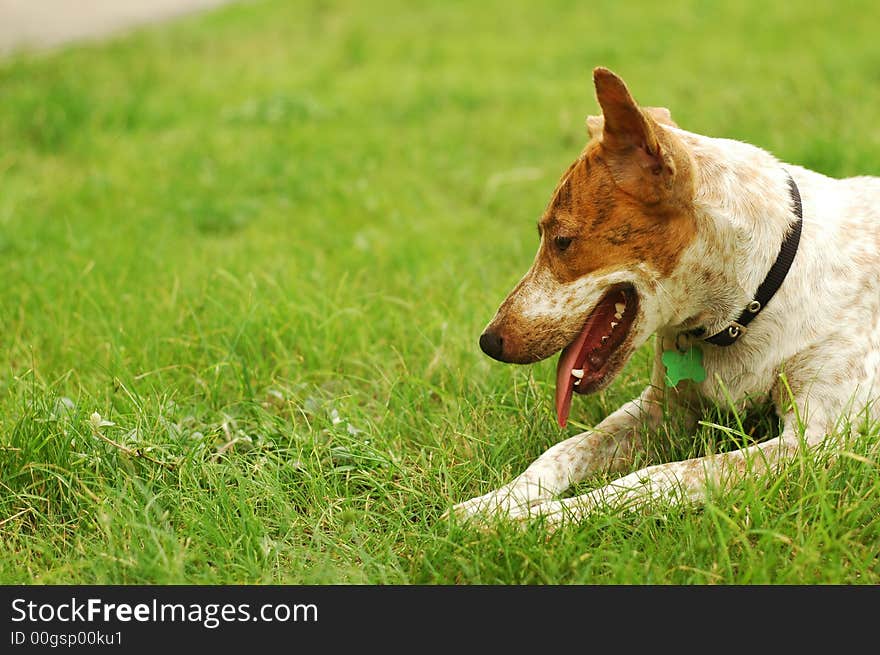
left=2, top=0, right=879, bottom=584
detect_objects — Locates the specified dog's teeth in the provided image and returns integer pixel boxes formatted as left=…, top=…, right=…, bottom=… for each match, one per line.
left=611, top=321, right=619, bottom=329
left=571, top=369, right=584, bottom=379
left=615, top=303, right=626, bottom=314
left=573, top=379, right=581, bottom=386
left=614, top=312, right=623, bottom=320
left=601, top=335, right=609, bottom=343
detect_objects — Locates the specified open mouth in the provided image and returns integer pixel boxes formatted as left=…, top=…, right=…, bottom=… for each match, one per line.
left=554, top=284, right=639, bottom=427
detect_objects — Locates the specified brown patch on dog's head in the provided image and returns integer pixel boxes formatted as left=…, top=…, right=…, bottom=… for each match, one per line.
left=535, top=69, right=696, bottom=284
left=481, top=67, right=698, bottom=365
left=538, top=144, right=694, bottom=282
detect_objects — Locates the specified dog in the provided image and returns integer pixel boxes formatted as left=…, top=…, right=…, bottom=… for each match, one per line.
left=449, top=67, right=880, bottom=528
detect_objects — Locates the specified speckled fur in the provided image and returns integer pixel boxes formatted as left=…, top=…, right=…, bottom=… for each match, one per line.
left=449, top=68, right=880, bottom=529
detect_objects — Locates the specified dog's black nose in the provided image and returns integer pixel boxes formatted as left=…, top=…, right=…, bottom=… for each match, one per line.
left=479, top=331, right=504, bottom=361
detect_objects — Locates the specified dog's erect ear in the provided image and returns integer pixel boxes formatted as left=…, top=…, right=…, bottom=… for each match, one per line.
left=593, top=67, right=660, bottom=154
left=593, top=67, right=678, bottom=203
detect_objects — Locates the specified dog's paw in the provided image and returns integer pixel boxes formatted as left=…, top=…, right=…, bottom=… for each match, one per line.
left=506, top=499, right=571, bottom=531
left=442, top=485, right=549, bottom=524
left=507, top=492, right=607, bottom=531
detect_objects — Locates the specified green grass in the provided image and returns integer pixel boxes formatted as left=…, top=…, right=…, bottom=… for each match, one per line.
left=2, top=0, right=880, bottom=584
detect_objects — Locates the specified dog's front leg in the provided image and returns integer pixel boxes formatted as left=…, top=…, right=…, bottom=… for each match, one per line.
left=520, top=410, right=829, bottom=529
left=448, top=384, right=672, bottom=520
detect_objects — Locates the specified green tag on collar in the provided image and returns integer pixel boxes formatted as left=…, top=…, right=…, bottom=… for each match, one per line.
left=662, top=346, right=707, bottom=387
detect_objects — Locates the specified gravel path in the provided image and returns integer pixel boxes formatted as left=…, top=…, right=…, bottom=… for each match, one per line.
left=0, top=0, right=236, bottom=55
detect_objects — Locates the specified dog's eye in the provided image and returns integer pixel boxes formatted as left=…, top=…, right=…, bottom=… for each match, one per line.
left=554, top=236, right=573, bottom=252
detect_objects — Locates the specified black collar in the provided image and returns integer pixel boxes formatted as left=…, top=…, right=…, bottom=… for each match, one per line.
left=699, top=171, right=803, bottom=347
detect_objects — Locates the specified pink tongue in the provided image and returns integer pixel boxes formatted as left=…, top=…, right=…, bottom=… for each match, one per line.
left=554, top=312, right=599, bottom=428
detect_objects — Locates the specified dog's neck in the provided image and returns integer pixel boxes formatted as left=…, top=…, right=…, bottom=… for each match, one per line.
left=664, top=130, right=798, bottom=337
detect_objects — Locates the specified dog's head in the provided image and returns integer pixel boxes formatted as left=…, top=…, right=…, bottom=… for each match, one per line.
left=479, top=68, right=698, bottom=426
